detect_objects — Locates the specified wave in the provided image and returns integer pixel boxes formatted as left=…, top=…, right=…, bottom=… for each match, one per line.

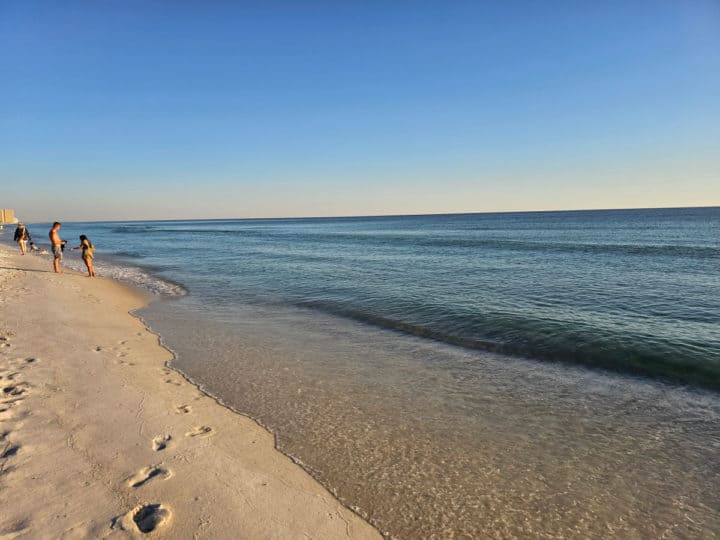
left=110, top=225, right=158, bottom=234
left=313, top=234, right=720, bottom=259
left=62, top=256, right=187, bottom=297
left=294, top=300, right=720, bottom=391
left=115, top=250, right=146, bottom=259
left=109, top=223, right=720, bottom=260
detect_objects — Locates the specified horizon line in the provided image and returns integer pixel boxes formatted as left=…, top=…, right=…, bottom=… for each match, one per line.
left=13, top=204, right=720, bottom=225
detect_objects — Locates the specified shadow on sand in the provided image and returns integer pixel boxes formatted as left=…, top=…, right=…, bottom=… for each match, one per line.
left=0, top=266, right=55, bottom=273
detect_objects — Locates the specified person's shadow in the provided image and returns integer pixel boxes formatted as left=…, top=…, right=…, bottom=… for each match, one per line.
left=0, top=266, right=55, bottom=273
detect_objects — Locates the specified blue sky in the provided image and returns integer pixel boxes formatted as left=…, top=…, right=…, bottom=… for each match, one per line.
left=1, top=1, right=718, bottom=222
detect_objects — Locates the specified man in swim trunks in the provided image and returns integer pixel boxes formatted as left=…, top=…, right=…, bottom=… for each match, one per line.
left=48, top=222, right=67, bottom=273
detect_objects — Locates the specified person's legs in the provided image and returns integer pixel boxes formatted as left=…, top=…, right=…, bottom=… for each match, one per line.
left=52, top=245, right=62, bottom=273
left=18, top=239, right=27, bottom=255
left=83, top=257, right=94, bottom=277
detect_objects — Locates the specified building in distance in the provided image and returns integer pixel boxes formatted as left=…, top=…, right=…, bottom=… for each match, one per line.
left=0, top=209, right=17, bottom=224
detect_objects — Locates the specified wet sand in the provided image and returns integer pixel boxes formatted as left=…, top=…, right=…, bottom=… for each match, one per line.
left=0, top=245, right=380, bottom=539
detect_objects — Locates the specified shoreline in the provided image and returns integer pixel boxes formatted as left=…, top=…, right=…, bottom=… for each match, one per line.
left=0, top=245, right=381, bottom=539
left=127, top=310, right=383, bottom=532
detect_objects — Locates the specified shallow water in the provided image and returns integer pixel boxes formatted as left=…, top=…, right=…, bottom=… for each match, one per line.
left=5, top=208, right=720, bottom=537
left=139, top=300, right=720, bottom=538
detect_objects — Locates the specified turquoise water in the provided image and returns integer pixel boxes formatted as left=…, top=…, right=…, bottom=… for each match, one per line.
left=36, top=207, right=720, bottom=389
left=5, top=208, right=720, bottom=537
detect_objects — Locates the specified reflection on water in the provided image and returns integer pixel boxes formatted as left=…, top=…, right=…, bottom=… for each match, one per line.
left=140, top=300, right=720, bottom=538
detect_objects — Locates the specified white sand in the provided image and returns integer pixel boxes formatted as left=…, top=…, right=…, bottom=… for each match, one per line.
left=0, top=245, right=381, bottom=539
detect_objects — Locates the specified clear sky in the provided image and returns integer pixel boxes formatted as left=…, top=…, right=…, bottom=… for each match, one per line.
left=1, top=1, right=718, bottom=222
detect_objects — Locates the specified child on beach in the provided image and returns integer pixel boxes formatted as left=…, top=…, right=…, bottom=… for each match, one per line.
left=70, top=235, right=96, bottom=277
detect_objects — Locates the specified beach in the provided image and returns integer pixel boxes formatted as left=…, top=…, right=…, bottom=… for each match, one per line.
left=0, top=245, right=380, bottom=539
left=3, top=0, right=718, bottom=536
left=1, top=211, right=719, bottom=538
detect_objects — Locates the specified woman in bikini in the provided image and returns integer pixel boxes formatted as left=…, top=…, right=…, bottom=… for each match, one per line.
left=71, top=235, right=96, bottom=277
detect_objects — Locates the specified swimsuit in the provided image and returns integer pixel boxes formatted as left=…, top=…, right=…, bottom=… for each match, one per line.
left=81, top=240, right=95, bottom=260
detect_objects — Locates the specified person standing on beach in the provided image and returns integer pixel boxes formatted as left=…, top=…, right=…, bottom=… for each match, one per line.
left=48, top=222, right=67, bottom=273
left=13, top=223, right=32, bottom=255
left=70, top=234, right=96, bottom=277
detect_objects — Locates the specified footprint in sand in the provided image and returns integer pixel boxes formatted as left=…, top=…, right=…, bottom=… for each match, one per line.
left=0, top=518, right=29, bottom=539
left=24, top=358, right=36, bottom=364
left=128, top=465, right=172, bottom=488
left=94, top=346, right=103, bottom=352
left=133, top=504, right=171, bottom=533
left=163, top=368, right=181, bottom=386
left=152, top=435, right=172, bottom=452
left=176, top=405, right=192, bottom=415
left=112, top=504, right=171, bottom=534
left=115, top=343, right=132, bottom=358
left=164, top=379, right=182, bottom=387
left=116, top=359, right=136, bottom=367
left=185, top=426, right=213, bottom=438
left=2, top=384, right=28, bottom=397
left=1, top=444, right=20, bottom=459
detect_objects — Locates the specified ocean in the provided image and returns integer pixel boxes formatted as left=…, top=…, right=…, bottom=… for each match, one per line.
left=4, top=207, right=719, bottom=537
